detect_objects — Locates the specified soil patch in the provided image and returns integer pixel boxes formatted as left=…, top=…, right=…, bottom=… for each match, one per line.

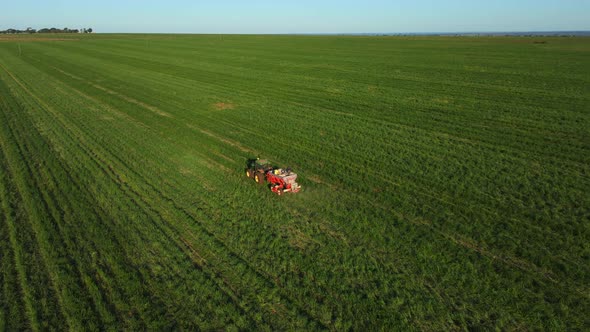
left=213, top=102, right=235, bottom=110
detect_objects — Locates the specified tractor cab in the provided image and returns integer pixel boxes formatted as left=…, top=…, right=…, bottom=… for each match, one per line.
left=246, top=159, right=273, bottom=173
left=251, top=159, right=273, bottom=172
left=246, top=158, right=273, bottom=183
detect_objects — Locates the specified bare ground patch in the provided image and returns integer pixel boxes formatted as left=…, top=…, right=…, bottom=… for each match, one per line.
left=213, top=102, right=235, bottom=110
left=432, top=97, right=451, bottom=104
left=307, top=175, right=324, bottom=184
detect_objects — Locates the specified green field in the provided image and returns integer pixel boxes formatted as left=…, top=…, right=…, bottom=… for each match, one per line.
left=0, top=34, right=588, bottom=330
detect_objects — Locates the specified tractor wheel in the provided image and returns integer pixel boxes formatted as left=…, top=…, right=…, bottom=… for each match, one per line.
left=246, top=169, right=252, bottom=178
left=255, top=173, right=264, bottom=184
left=277, top=188, right=283, bottom=196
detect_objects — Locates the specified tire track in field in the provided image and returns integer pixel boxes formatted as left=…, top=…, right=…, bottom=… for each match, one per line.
left=0, top=140, right=40, bottom=331
left=194, top=127, right=253, bottom=153
left=51, top=65, right=173, bottom=118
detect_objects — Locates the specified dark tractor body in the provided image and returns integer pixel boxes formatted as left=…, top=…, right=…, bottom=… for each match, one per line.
left=246, top=159, right=273, bottom=184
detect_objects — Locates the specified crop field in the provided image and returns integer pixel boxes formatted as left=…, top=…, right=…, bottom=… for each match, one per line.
left=0, top=34, right=588, bottom=330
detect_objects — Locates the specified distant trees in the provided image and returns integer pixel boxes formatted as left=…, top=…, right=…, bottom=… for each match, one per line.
left=0, top=28, right=25, bottom=34
left=0, top=27, right=93, bottom=34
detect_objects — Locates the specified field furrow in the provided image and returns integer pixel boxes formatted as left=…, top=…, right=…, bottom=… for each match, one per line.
left=0, top=135, right=30, bottom=331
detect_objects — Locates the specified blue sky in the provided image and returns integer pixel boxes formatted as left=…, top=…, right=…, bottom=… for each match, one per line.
left=2, top=0, right=589, bottom=33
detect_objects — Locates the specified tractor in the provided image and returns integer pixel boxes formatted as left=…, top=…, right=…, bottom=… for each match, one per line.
left=246, top=158, right=301, bottom=195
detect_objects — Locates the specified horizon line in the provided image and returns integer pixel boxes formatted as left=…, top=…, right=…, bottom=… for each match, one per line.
left=2, top=27, right=590, bottom=35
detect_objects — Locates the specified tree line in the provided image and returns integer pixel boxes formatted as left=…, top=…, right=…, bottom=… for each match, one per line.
left=0, top=27, right=93, bottom=34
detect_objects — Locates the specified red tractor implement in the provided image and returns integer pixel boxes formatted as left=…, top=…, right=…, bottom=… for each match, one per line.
left=266, top=168, right=301, bottom=195
left=246, top=158, right=301, bottom=195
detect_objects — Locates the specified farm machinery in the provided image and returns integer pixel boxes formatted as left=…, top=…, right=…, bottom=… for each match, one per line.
left=246, top=158, right=301, bottom=195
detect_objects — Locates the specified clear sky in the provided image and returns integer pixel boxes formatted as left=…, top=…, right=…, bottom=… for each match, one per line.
left=2, top=0, right=589, bottom=33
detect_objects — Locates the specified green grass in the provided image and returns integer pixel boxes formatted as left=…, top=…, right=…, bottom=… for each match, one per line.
left=0, top=33, right=588, bottom=330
